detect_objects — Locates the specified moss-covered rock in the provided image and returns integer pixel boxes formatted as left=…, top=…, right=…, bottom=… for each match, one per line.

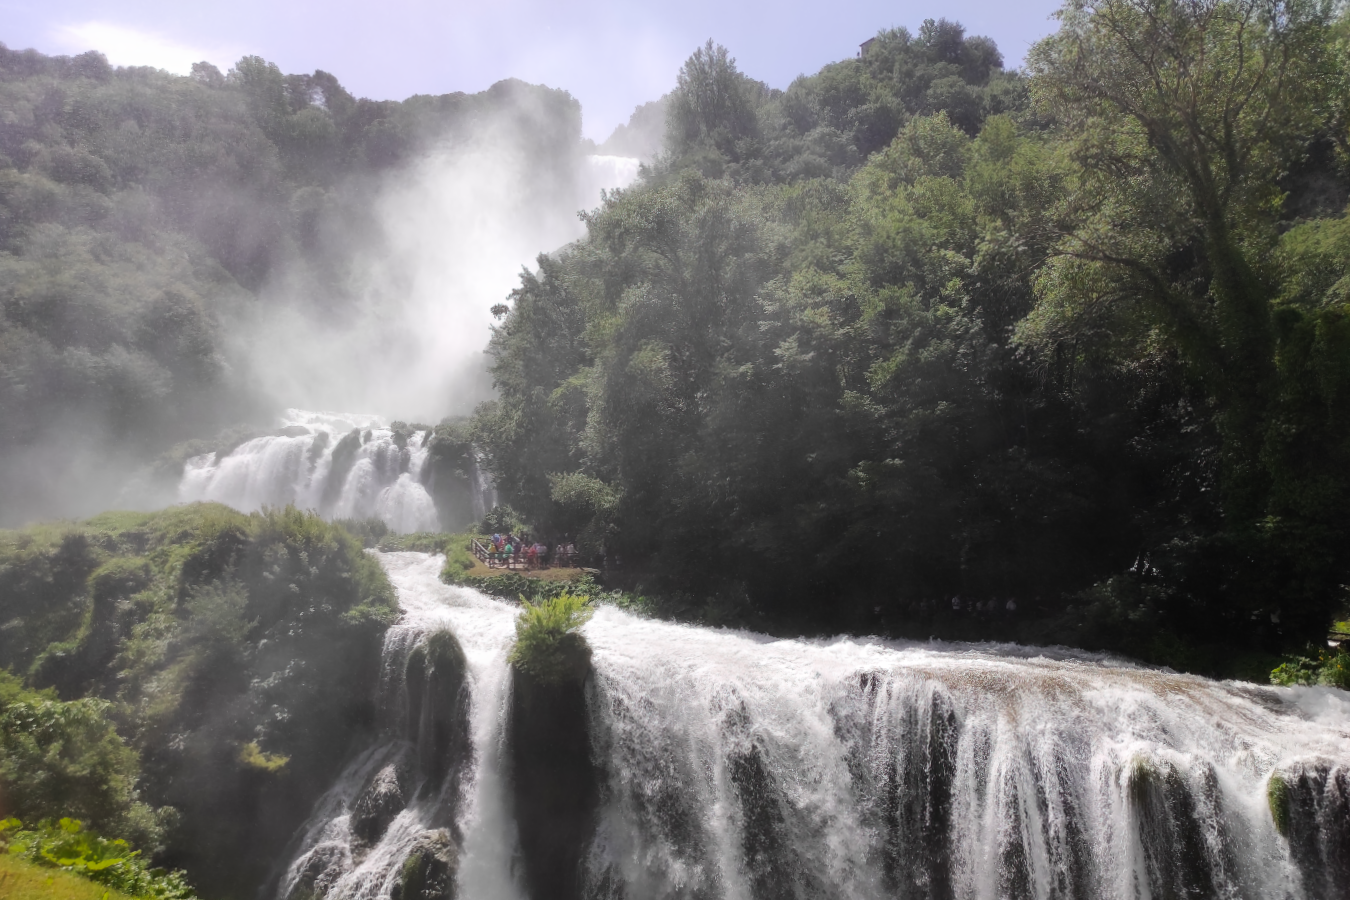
left=1270, top=760, right=1350, bottom=895
left=1268, top=770, right=1291, bottom=837
left=405, top=630, right=469, bottom=791
left=509, top=600, right=599, bottom=900
left=1122, top=753, right=1223, bottom=898
left=392, top=829, right=457, bottom=900
left=322, top=429, right=363, bottom=512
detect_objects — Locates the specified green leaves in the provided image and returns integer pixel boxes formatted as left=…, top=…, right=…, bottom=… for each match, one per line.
left=0, top=817, right=198, bottom=899
left=0, top=699, right=143, bottom=843
left=508, top=593, right=595, bottom=686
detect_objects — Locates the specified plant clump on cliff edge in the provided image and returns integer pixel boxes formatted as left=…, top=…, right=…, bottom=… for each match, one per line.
left=508, top=592, right=594, bottom=685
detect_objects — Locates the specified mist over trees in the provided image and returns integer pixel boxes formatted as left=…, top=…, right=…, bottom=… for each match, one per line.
left=0, top=45, right=591, bottom=525
left=474, top=5, right=1350, bottom=664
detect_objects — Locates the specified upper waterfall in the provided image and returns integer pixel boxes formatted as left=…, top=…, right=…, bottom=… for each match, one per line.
left=177, top=410, right=485, bottom=533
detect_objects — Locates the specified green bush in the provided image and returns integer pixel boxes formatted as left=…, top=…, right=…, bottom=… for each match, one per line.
left=479, top=506, right=524, bottom=536
left=0, top=698, right=164, bottom=850
left=335, top=517, right=391, bottom=548
left=0, top=818, right=197, bottom=900
left=442, top=566, right=595, bottom=605
left=0, top=503, right=400, bottom=895
left=508, top=592, right=594, bottom=685
left=1270, top=646, right=1350, bottom=689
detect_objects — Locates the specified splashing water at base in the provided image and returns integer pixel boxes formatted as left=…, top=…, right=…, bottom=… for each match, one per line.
left=279, top=552, right=1350, bottom=900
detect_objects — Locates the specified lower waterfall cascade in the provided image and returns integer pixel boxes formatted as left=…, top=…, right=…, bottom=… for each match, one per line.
left=278, top=551, right=1350, bottom=900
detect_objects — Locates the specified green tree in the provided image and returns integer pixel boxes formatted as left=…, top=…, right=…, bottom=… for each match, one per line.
left=1027, top=0, right=1336, bottom=519
left=0, top=698, right=152, bottom=841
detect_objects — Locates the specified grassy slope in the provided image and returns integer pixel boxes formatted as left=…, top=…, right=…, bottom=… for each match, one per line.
left=0, top=854, right=136, bottom=900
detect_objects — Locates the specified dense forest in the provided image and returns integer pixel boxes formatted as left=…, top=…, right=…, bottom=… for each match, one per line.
left=474, top=7, right=1350, bottom=668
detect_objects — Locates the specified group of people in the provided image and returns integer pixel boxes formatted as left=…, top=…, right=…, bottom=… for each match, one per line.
left=896, top=596, right=1026, bottom=619
left=480, top=533, right=578, bottom=570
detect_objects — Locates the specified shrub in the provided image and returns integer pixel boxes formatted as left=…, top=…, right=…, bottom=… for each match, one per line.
left=335, top=517, right=390, bottom=548
left=376, top=532, right=458, bottom=555
left=479, top=505, right=524, bottom=536
left=0, top=698, right=161, bottom=847
left=1270, top=646, right=1350, bottom=689
left=508, top=592, right=594, bottom=685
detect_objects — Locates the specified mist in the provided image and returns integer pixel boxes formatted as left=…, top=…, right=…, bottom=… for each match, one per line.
left=0, top=48, right=650, bottom=526
left=238, top=118, right=640, bottom=423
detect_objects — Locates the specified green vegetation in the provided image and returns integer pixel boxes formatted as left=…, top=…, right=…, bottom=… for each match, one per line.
left=1267, top=771, right=1291, bottom=837
left=508, top=593, right=595, bottom=685
left=1270, top=646, right=1350, bottom=689
left=0, top=818, right=196, bottom=900
left=0, top=502, right=397, bottom=898
left=0, top=852, right=136, bottom=900
left=472, top=5, right=1350, bottom=675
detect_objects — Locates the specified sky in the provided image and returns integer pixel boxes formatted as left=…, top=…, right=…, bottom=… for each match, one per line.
left=3, top=0, right=1066, bottom=141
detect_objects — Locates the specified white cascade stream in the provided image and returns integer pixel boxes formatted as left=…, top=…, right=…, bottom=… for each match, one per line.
left=278, top=551, right=526, bottom=900
left=279, top=551, right=1350, bottom=900
left=178, top=410, right=441, bottom=533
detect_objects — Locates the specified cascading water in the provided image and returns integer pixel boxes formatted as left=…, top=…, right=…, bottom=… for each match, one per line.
left=178, top=410, right=443, bottom=532
left=278, top=552, right=526, bottom=900
left=580, top=613, right=1350, bottom=899
left=279, top=551, right=1350, bottom=900
left=584, top=155, right=641, bottom=196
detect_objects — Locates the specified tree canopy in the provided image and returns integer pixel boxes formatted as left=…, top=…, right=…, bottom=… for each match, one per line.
left=474, top=5, right=1350, bottom=666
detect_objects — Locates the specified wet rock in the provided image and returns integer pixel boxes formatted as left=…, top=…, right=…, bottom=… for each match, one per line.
left=510, top=640, right=599, bottom=900
left=285, top=841, right=350, bottom=900
left=405, top=629, right=470, bottom=792
left=1274, top=760, right=1350, bottom=898
left=351, top=757, right=411, bottom=845
left=390, top=829, right=457, bottom=900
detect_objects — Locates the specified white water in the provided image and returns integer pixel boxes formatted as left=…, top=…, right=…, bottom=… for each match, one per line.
left=177, top=409, right=442, bottom=533
left=279, top=552, right=526, bottom=900
left=583, top=155, right=641, bottom=199
left=280, top=552, right=1350, bottom=900
left=581, top=613, right=1350, bottom=899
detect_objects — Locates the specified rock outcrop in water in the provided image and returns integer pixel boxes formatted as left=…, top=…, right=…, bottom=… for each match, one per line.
left=510, top=638, right=600, bottom=900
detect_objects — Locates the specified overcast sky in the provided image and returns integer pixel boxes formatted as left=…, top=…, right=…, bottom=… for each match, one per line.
left=3, top=0, right=1065, bottom=142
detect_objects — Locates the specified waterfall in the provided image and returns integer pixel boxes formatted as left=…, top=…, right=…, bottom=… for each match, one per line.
left=178, top=410, right=440, bottom=533
left=469, top=453, right=498, bottom=524
left=279, top=551, right=1350, bottom=900
left=580, top=612, right=1350, bottom=899
left=582, top=155, right=641, bottom=200
left=277, top=552, right=525, bottom=900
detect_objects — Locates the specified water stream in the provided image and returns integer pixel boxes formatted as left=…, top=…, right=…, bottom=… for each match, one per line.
left=279, top=551, right=1350, bottom=900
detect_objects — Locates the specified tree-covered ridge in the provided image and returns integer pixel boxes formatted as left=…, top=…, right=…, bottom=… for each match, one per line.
left=0, top=504, right=396, bottom=898
left=474, top=4, right=1350, bottom=670
left=0, top=43, right=588, bottom=524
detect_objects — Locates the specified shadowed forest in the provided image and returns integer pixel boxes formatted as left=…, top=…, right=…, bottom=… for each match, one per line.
left=474, top=13, right=1350, bottom=670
